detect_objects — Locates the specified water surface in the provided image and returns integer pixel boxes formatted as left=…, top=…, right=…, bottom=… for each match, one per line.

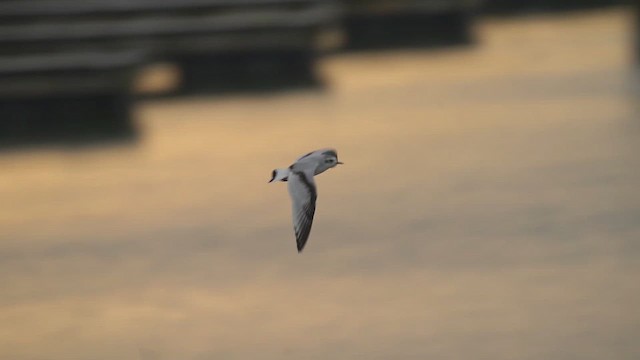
left=1, top=8, right=639, bottom=360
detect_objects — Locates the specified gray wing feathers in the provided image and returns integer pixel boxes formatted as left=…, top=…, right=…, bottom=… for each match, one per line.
left=287, top=170, right=317, bottom=252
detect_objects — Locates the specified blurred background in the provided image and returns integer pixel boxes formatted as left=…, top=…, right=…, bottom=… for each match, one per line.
left=1, top=0, right=639, bottom=359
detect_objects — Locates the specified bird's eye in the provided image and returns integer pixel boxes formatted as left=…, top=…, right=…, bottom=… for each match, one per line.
left=325, top=158, right=334, bottom=163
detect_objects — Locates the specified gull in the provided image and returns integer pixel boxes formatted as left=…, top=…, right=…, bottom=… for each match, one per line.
left=269, top=148, right=343, bottom=252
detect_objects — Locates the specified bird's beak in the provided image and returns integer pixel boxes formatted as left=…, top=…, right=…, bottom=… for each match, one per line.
left=337, top=161, right=344, bottom=165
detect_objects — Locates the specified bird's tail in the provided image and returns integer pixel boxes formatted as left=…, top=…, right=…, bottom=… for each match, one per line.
left=269, top=168, right=290, bottom=183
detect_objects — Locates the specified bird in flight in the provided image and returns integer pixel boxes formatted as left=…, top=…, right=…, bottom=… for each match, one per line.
left=269, top=148, right=343, bottom=252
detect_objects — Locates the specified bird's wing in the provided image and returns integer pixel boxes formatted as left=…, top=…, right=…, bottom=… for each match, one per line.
left=295, top=150, right=318, bottom=162
left=287, top=168, right=318, bottom=252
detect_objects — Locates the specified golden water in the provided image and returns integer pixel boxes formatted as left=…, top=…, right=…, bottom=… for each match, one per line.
left=1, top=8, right=638, bottom=360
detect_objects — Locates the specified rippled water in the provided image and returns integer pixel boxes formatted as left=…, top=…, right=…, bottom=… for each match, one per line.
left=1, top=8, right=639, bottom=360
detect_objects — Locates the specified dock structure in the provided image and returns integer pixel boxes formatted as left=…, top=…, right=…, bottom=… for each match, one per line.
left=0, top=0, right=341, bottom=126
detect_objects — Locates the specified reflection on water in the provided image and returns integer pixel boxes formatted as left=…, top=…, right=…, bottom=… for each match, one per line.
left=1, top=8, right=639, bottom=360
left=0, top=94, right=137, bottom=148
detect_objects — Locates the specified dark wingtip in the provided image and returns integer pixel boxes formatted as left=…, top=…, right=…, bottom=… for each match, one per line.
left=269, top=169, right=276, bottom=183
left=296, top=236, right=305, bottom=253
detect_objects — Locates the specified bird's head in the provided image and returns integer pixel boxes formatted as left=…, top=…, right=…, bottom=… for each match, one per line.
left=323, top=154, right=343, bottom=169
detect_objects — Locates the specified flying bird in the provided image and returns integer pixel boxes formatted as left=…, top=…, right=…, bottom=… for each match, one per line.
left=269, top=148, right=343, bottom=252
